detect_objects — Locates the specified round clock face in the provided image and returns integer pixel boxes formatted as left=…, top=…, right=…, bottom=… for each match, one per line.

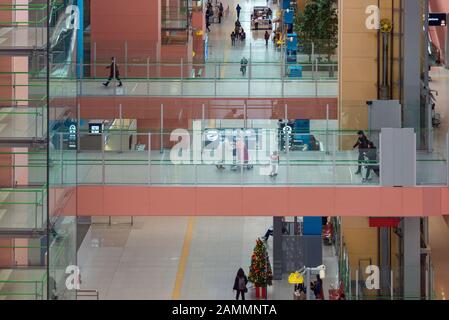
left=380, top=19, right=392, bottom=33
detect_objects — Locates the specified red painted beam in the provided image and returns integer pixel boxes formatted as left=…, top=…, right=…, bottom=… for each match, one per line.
left=56, top=185, right=449, bottom=217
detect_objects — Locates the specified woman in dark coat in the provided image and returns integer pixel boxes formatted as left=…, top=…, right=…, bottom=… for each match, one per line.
left=233, top=268, right=248, bottom=300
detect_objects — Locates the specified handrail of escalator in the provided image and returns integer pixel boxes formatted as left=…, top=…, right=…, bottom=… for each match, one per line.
left=76, top=289, right=99, bottom=300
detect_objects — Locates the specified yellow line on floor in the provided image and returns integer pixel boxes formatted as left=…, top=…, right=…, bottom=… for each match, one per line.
left=172, top=216, right=196, bottom=300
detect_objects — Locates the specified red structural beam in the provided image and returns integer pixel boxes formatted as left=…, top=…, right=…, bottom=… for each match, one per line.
left=56, top=185, right=449, bottom=217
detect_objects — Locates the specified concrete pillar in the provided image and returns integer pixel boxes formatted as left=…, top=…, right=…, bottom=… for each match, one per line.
left=402, top=0, right=422, bottom=146
left=380, top=128, right=416, bottom=186
left=403, top=217, right=421, bottom=299
left=379, top=227, right=391, bottom=296
left=380, top=127, right=420, bottom=298
left=272, top=216, right=283, bottom=280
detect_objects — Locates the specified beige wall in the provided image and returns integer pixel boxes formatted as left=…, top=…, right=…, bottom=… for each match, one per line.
left=338, top=0, right=402, bottom=148
left=338, top=0, right=378, bottom=147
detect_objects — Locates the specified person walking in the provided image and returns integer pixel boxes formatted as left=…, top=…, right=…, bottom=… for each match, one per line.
left=264, top=31, right=270, bottom=46
left=353, top=130, right=369, bottom=175
left=219, top=2, right=224, bottom=23
left=363, top=141, right=379, bottom=182
left=240, top=56, right=248, bottom=76
left=231, top=31, right=236, bottom=46
left=236, top=4, right=241, bottom=19
left=103, top=57, right=123, bottom=87
left=233, top=268, right=248, bottom=300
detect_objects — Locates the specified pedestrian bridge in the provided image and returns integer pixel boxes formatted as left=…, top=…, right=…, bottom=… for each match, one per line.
left=40, top=77, right=338, bottom=98
left=0, top=147, right=447, bottom=231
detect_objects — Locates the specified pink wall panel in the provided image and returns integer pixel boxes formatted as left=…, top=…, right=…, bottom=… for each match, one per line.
left=104, top=186, right=150, bottom=215
left=243, top=187, right=288, bottom=216
left=69, top=186, right=449, bottom=217
left=90, top=0, right=161, bottom=66
left=0, top=239, right=13, bottom=267
left=380, top=187, right=404, bottom=216
left=287, top=188, right=335, bottom=216
left=76, top=186, right=104, bottom=215
left=196, top=187, right=243, bottom=215
left=151, top=187, right=196, bottom=215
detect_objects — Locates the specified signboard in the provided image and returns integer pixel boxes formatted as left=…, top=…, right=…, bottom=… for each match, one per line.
left=89, top=123, right=103, bottom=134
left=68, top=123, right=77, bottom=150
left=369, top=217, right=401, bottom=228
left=429, top=13, right=447, bottom=27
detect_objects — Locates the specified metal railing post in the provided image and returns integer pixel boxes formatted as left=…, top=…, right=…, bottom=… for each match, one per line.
left=160, top=104, right=164, bottom=153
left=332, top=132, right=337, bottom=184
left=315, top=59, right=318, bottom=97
left=60, top=133, right=63, bottom=184
left=102, top=132, right=105, bottom=184
left=124, top=41, right=128, bottom=78
left=94, top=42, right=97, bottom=78
left=214, top=63, right=217, bottom=96
left=180, top=58, right=184, bottom=96
left=147, top=57, right=150, bottom=96
left=120, top=104, right=124, bottom=152
left=326, top=104, right=329, bottom=154
left=390, top=270, right=394, bottom=300
left=148, top=132, right=151, bottom=185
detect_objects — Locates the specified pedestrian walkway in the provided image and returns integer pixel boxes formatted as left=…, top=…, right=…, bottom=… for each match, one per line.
left=429, top=216, right=449, bottom=300
left=77, top=216, right=339, bottom=300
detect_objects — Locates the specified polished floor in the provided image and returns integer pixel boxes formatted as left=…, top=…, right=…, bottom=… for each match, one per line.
left=78, top=216, right=338, bottom=300
left=429, top=216, right=449, bottom=300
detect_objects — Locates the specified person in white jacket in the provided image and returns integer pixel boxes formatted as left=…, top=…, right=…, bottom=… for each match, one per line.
left=270, top=151, right=279, bottom=177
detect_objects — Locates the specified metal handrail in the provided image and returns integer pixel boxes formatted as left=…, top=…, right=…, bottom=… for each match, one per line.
left=76, top=289, right=99, bottom=300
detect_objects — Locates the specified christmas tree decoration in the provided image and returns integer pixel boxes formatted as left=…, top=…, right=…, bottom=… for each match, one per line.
left=248, top=238, right=273, bottom=290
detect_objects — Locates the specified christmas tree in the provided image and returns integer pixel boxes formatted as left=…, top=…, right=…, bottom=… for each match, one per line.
left=248, top=238, right=273, bottom=287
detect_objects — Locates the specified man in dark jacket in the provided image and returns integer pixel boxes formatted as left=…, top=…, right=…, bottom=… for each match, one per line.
left=236, top=4, right=241, bottom=19
left=233, top=268, right=248, bottom=300
left=353, top=130, right=369, bottom=174
left=363, top=141, right=379, bottom=181
left=103, top=57, right=123, bottom=87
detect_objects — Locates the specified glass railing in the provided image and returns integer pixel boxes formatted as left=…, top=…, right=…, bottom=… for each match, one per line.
left=44, top=129, right=448, bottom=187
left=0, top=244, right=46, bottom=268
left=0, top=149, right=47, bottom=183
left=52, top=61, right=338, bottom=81
left=40, top=61, right=338, bottom=98
left=352, top=266, right=435, bottom=300
left=0, top=185, right=47, bottom=230
left=0, top=107, right=46, bottom=140
left=0, top=231, right=76, bottom=300
left=0, top=2, right=52, bottom=50
left=0, top=268, right=47, bottom=300
left=48, top=215, right=77, bottom=300
left=48, top=130, right=381, bottom=186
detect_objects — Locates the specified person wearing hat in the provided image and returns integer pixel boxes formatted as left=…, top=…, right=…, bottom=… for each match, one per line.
left=353, top=130, right=369, bottom=175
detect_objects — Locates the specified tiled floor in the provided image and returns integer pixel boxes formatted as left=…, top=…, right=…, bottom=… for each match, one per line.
left=429, top=217, right=449, bottom=300
left=78, top=216, right=339, bottom=300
